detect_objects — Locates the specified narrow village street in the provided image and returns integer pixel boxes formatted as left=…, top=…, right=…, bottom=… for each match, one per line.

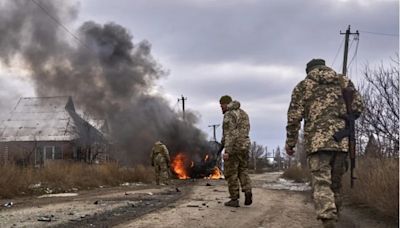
left=0, top=172, right=395, bottom=228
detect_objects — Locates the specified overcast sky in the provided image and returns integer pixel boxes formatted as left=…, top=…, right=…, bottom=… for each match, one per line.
left=0, top=0, right=398, bottom=152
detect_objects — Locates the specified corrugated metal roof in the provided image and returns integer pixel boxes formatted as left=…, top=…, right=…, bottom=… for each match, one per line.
left=0, top=96, right=104, bottom=143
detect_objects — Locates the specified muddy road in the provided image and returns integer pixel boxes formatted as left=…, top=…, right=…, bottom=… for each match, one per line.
left=0, top=172, right=395, bottom=228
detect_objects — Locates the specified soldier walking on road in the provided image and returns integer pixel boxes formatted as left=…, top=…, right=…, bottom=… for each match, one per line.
left=219, top=95, right=252, bottom=207
left=285, top=59, right=363, bottom=228
left=151, top=141, right=171, bottom=185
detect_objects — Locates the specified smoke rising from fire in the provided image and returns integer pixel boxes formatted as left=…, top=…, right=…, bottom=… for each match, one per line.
left=0, top=0, right=210, bottom=164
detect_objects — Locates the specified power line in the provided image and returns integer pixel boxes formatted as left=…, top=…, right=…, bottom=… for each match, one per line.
left=331, top=37, right=345, bottom=68
left=348, top=37, right=359, bottom=69
left=348, top=37, right=355, bottom=51
left=358, top=30, right=398, bottom=37
left=30, top=0, right=92, bottom=51
left=172, top=100, right=180, bottom=112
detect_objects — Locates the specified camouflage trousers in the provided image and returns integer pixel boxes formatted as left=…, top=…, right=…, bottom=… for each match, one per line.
left=223, top=150, right=252, bottom=200
left=154, top=162, right=169, bottom=185
left=308, top=151, right=347, bottom=220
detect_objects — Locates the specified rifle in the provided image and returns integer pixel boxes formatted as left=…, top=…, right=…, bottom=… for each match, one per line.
left=333, top=86, right=357, bottom=188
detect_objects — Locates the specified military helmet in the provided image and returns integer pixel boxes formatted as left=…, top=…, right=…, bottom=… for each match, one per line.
left=219, top=95, right=232, bottom=104
left=306, top=59, right=325, bottom=74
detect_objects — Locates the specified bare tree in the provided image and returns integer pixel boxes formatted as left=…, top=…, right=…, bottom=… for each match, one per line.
left=274, top=146, right=282, bottom=170
left=250, top=141, right=265, bottom=170
left=358, top=55, right=399, bottom=157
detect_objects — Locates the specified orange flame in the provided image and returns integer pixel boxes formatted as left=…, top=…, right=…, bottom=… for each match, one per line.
left=204, top=154, right=209, bottom=161
left=171, top=153, right=189, bottom=179
left=208, top=167, right=222, bottom=179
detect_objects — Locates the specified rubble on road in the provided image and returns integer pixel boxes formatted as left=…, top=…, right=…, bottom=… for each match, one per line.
left=37, top=215, right=54, bottom=222
left=3, top=202, right=13, bottom=208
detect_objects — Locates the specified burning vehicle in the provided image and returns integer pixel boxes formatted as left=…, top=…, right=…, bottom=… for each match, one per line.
left=171, top=141, right=223, bottom=179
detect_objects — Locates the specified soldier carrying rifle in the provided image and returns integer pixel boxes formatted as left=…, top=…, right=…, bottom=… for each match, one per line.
left=285, top=59, right=363, bottom=228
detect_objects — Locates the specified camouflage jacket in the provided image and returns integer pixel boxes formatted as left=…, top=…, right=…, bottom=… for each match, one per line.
left=221, top=100, right=251, bottom=154
left=151, top=141, right=170, bottom=165
left=285, top=66, right=363, bottom=154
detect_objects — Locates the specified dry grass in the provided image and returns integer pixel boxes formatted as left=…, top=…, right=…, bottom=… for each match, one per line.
left=0, top=162, right=154, bottom=199
left=343, top=157, right=399, bottom=220
left=281, top=165, right=311, bottom=183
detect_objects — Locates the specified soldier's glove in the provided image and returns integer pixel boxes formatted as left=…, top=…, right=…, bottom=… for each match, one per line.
left=285, top=145, right=295, bottom=156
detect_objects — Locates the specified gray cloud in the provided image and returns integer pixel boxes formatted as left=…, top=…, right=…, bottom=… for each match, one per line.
left=80, top=0, right=398, bottom=66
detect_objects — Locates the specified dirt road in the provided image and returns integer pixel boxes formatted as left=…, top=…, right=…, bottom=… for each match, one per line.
left=0, top=172, right=395, bottom=228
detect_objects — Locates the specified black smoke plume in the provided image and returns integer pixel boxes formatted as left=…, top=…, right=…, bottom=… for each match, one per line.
left=0, top=0, right=210, bottom=165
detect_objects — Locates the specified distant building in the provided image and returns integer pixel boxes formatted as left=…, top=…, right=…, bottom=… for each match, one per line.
left=0, top=96, right=110, bottom=166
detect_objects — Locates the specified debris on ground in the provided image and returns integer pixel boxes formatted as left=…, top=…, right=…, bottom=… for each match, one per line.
left=29, top=183, right=42, bottom=189
left=206, top=183, right=212, bottom=186
left=38, top=215, right=54, bottom=222
left=3, top=202, right=13, bottom=208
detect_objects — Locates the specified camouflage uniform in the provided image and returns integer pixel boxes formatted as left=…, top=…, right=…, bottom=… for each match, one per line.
left=286, top=64, right=363, bottom=221
left=151, top=141, right=171, bottom=185
left=222, top=100, right=252, bottom=201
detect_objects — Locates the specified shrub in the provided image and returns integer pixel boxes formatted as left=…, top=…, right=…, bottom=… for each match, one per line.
left=281, top=165, right=311, bottom=183
left=343, top=157, right=399, bottom=220
left=0, top=162, right=155, bottom=198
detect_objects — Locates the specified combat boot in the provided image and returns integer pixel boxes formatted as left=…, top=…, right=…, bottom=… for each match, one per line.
left=244, top=191, right=252, bottom=205
left=224, top=199, right=239, bottom=207
left=321, top=219, right=336, bottom=228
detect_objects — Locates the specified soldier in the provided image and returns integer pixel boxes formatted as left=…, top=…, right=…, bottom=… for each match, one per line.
left=220, top=95, right=252, bottom=207
left=151, top=141, right=171, bottom=185
left=285, top=59, right=363, bottom=228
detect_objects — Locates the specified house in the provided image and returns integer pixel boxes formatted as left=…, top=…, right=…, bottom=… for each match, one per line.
left=0, top=96, right=110, bottom=166
left=87, top=118, right=113, bottom=163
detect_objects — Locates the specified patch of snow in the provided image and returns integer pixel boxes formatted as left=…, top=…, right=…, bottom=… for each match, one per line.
left=38, top=193, right=78, bottom=198
left=262, top=178, right=311, bottom=192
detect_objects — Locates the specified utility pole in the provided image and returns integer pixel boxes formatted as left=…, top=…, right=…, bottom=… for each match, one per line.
left=208, top=124, right=220, bottom=142
left=340, top=25, right=359, bottom=75
left=178, top=95, right=187, bottom=120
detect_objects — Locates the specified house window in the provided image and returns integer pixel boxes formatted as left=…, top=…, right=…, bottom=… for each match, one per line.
left=35, top=146, right=43, bottom=166
left=44, top=146, right=63, bottom=160
left=45, top=147, right=53, bottom=159
left=54, top=146, right=62, bottom=159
